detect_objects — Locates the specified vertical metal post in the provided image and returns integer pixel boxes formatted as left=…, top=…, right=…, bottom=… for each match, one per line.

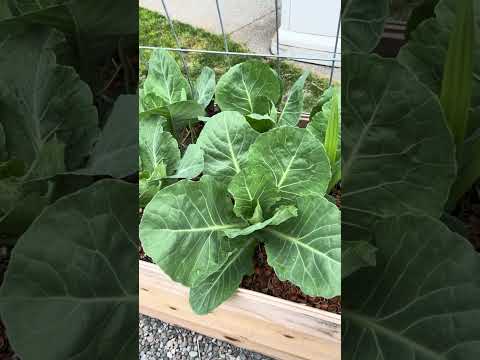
left=161, top=0, right=194, bottom=91
left=275, top=0, right=281, bottom=76
left=215, top=0, right=230, bottom=64
left=329, top=15, right=341, bottom=86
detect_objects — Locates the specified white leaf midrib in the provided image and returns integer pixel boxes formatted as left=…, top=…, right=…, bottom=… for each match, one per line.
left=223, top=118, right=241, bottom=173
left=264, top=228, right=340, bottom=264
left=277, top=134, right=305, bottom=189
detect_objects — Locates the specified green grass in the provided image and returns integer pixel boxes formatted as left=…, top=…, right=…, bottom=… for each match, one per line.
left=139, top=7, right=329, bottom=112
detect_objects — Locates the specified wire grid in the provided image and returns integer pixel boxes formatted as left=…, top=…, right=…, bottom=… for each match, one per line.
left=141, top=0, right=341, bottom=86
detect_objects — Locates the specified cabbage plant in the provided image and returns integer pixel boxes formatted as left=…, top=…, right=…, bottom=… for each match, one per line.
left=0, top=15, right=138, bottom=358
left=139, top=119, right=204, bottom=206
left=139, top=53, right=341, bottom=314
left=139, top=50, right=214, bottom=141
left=341, top=1, right=480, bottom=359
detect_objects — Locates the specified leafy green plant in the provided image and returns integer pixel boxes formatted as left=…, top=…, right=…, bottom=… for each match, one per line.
left=139, top=52, right=341, bottom=315
left=307, top=85, right=341, bottom=191
left=398, top=0, right=479, bottom=206
left=2, top=0, right=137, bottom=87
left=141, top=116, right=340, bottom=315
left=0, top=4, right=138, bottom=358
left=139, top=119, right=204, bottom=206
left=214, top=60, right=309, bottom=132
left=341, top=0, right=390, bottom=53
left=341, top=0, right=480, bottom=358
left=139, top=50, right=213, bottom=141
left=0, top=27, right=137, bottom=238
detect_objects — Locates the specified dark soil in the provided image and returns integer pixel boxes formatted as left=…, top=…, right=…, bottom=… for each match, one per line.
left=241, top=245, right=341, bottom=314
left=0, top=321, right=14, bottom=360
left=177, top=101, right=218, bottom=150
left=205, top=101, right=221, bottom=118
left=180, top=122, right=204, bottom=150
left=457, top=184, right=480, bottom=251
left=1, top=246, right=15, bottom=359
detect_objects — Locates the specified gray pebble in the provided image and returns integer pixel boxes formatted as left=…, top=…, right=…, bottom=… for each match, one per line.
left=139, top=315, right=273, bottom=360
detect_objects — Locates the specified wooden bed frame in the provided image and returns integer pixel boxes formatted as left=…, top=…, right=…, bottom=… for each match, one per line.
left=139, top=261, right=341, bottom=360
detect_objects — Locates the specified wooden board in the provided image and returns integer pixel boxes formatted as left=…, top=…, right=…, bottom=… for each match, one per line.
left=139, top=260, right=341, bottom=360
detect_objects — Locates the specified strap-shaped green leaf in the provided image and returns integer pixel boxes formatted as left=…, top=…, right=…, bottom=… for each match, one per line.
left=139, top=176, right=247, bottom=286
left=324, top=89, right=340, bottom=169
left=197, top=112, right=259, bottom=180
left=439, top=0, right=474, bottom=156
left=307, top=86, right=341, bottom=191
left=258, top=196, right=341, bottom=298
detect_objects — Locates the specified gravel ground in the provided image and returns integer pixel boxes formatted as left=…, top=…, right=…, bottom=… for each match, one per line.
left=139, top=315, right=274, bottom=360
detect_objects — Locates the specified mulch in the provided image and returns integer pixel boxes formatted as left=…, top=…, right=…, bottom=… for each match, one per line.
left=457, top=185, right=480, bottom=252
left=0, top=321, right=14, bottom=360
left=0, top=246, right=15, bottom=360
left=241, top=245, right=341, bottom=314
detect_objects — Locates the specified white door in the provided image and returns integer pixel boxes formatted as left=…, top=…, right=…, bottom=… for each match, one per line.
left=273, top=0, right=341, bottom=66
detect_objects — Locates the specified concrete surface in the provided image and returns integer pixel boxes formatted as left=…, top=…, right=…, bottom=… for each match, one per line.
left=139, top=0, right=340, bottom=81
left=141, top=0, right=275, bottom=35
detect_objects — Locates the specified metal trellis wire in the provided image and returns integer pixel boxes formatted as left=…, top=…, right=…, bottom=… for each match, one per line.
left=215, top=0, right=230, bottom=64
left=329, top=16, right=341, bottom=86
left=142, top=0, right=341, bottom=86
left=160, top=0, right=194, bottom=91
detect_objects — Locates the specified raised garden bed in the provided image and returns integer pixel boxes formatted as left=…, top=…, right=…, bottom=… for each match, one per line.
left=139, top=261, right=341, bottom=360
left=138, top=48, right=341, bottom=359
